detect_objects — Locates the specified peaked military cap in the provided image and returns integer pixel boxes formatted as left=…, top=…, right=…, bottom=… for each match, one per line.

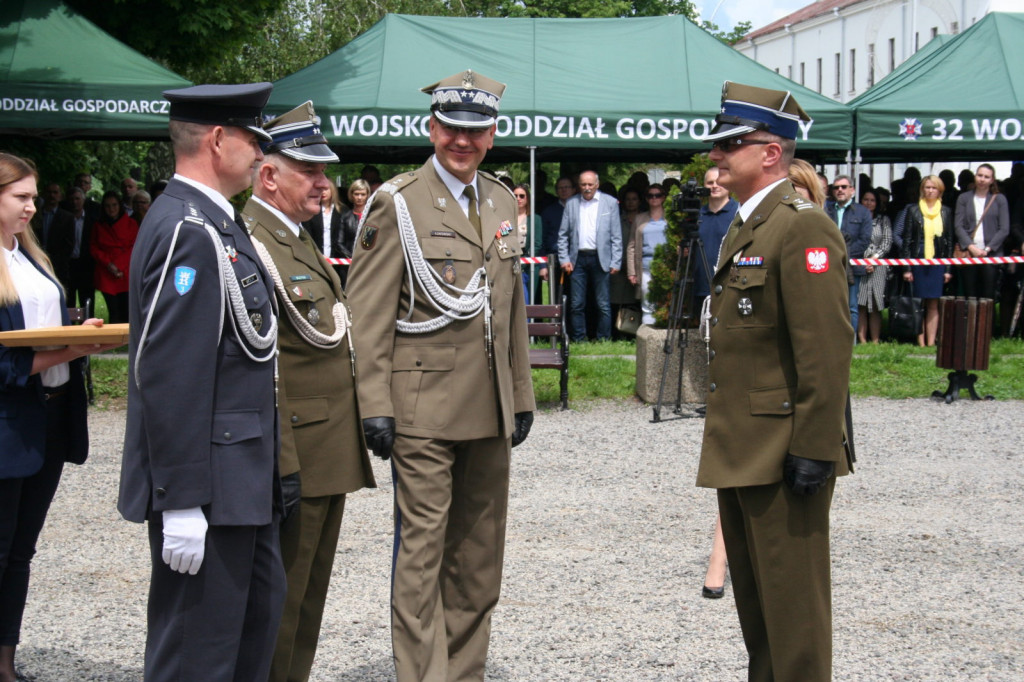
left=704, top=81, right=812, bottom=142
left=163, top=82, right=274, bottom=141
left=260, top=100, right=339, bottom=163
left=421, top=69, right=505, bottom=129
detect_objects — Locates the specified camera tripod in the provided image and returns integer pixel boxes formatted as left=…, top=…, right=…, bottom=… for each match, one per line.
left=651, top=232, right=713, bottom=423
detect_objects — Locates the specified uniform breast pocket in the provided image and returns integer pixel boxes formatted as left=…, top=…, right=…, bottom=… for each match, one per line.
left=421, top=238, right=473, bottom=286
left=284, top=279, right=330, bottom=329
left=391, top=345, right=455, bottom=430
left=494, top=238, right=522, bottom=295
left=726, top=267, right=773, bottom=330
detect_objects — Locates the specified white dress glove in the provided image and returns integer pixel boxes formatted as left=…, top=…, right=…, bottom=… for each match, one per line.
left=162, top=507, right=208, bottom=575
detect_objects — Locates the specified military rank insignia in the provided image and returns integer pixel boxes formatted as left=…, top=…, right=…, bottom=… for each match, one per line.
left=361, top=224, right=379, bottom=250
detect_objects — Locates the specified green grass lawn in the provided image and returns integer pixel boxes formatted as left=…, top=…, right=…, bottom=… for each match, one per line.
left=90, top=336, right=1024, bottom=409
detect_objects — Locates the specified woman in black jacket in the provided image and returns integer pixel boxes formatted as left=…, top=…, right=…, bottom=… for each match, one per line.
left=897, top=175, right=954, bottom=346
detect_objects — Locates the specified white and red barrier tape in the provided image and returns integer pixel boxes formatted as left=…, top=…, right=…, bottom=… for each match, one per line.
left=325, top=255, right=1024, bottom=267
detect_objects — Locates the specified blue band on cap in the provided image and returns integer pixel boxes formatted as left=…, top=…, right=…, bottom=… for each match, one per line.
left=719, top=101, right=799, bottom=140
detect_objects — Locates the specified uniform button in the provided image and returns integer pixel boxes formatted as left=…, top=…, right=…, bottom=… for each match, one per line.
left=709, top=383, right=717, bottom=392
left=415, top=360, right=422, bottom=367
left=446, top=249, right=452, bottom=256
left=782, top=401, right=791, bottom=409
left=485, top=254, right=491, bottom=261
left=224, top=432, right=232, bottom=441
left=291, top=415, right=299, bottom=423
left=711, top=317, right=718, bottom=326
left=709, top=350, right=716, bottom=360
left=155, top=487, right=166, bottom=498
left=741, top=276, right=748, bottom=284
left=714, top=285, right=723, bottom=294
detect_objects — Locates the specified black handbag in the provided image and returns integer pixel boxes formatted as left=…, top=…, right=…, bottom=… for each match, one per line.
left=890, top=281, right=923, bottom=341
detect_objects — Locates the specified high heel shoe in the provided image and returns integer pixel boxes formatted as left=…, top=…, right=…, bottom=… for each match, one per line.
left=702, top=585, right=725, bottom=599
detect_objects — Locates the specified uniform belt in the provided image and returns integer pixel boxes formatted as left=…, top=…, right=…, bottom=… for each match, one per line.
left=578, top=249, right=598, bottom=255
left=43, top=384, right=69, bottom=401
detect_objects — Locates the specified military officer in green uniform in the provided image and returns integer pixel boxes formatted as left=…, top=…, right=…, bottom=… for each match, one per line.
left=241, top=101, right=376, bottom=682
left=697, top=82, right=854, bottom=682
left=347, top=70, right=535, bottom=682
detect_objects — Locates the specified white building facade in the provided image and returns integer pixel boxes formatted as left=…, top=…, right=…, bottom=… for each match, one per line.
left=733, top=0, right=1019, bottom=186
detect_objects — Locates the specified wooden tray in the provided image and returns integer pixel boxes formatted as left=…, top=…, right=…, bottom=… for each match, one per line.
left=0, top=323, right=129, bottom=347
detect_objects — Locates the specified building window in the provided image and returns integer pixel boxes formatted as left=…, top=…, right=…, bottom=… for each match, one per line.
left=889, top=38, right=896, bottom=72
left=849, top=48, right=856, bottom=92
left=952, top=21, right=959, bottom=34
left=931, top=26, right=938, bottom=39
left=817, top=58, right=823, bottom=93
left=800, top=62, right=806, bottom=86
left=834, top=53, right=841, bottom=96
left=914, top=32, right=920, bottom=51
left=787, top=65, right=792, bottom=80
left=868, top=44, right=875, bottom=87
left=775, top=67, right=780, bottom=74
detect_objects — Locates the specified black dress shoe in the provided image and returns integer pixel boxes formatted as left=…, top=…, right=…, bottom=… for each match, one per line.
left=702, top=585, right=725, bottom=599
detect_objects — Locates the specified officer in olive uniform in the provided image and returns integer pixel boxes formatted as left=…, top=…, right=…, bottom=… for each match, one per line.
left=697, top=82, right=854, bottom=682
left=241, top=101, right=376, bottom=682
left=119, top=83, right=286, bottom=682
left=347, top=70, right=536, bottom=682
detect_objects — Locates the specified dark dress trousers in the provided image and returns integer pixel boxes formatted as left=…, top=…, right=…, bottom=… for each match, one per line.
left=118, top=178, right=285, bottom=682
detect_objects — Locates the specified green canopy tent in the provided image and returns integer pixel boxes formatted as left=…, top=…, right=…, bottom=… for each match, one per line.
left=851, top=12, right=1024, bottom=162
left=0, top=0, right=191, bottom=139
left=269, top=14, right=853, bottom=163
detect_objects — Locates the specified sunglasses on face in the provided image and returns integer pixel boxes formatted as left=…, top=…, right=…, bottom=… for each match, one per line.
left=647, top=192, right=664, bottom=199
left=514, top=193, right=527, bottom=198
left=710, top=138, right=773, bottom=153
left=832, top=184, right=851, bottom=190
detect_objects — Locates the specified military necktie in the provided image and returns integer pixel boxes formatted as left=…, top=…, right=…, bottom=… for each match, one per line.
left=463, top=184, right=482, bottom=239
left=718, top=213, right=743, bottom=267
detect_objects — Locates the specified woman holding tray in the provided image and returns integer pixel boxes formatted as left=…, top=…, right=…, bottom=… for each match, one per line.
left=0, top=152, right=117, bottom=682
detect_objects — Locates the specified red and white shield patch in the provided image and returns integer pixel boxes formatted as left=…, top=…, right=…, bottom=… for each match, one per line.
left=806, top=248, right=829, bottom=273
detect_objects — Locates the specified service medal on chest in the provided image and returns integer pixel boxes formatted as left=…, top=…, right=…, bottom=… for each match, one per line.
left=738, top=297, right=753, bottom=316
left=307, top=306, right=320, bottom=325
left=250, top=312, right=263, bottom=331
left=442, top=262, right=457, bottom=284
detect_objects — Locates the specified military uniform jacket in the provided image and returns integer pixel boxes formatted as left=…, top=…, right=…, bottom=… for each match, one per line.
left=347, top=160, right=535, bottom=441
left=242, top=199, right=375, bottom=497
left=119, top=178, right=279, bottom=526
left=697, top=181, right=853, bottom=489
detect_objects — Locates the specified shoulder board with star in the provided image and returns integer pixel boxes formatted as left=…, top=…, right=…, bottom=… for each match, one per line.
left=782, top=194, right=816, bottom=212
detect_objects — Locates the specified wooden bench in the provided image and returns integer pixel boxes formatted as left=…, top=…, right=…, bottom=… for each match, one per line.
left=526, top=296, right=569, bottom=410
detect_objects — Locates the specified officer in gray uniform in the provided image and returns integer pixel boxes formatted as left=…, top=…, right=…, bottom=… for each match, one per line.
left=118, top=83, right=286, bottom=682
left=697, top=82, right=854, bottom=682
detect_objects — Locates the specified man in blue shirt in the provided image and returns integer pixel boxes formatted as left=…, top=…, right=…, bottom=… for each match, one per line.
left=826, top=174, right=872, bottom=332
left=694, top=167, right=739, bottom=300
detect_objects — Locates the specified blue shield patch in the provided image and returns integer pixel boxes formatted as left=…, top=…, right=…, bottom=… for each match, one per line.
left=174, top=266, right=196, bottom=296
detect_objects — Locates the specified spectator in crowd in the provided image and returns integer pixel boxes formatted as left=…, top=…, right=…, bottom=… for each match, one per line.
left=626, top=183, right=667, bottom=325
left=817, top=172, right=830, bottom=204
left=65, top=187, right=95, bottom=309
left=360, top=165, right=382, bottom=193
left=857, top=189, right=892, bottom=343
left=694, top=167, right=739, bottom=300
left=558, top=170, right=623, bottom=340
left=957, top=169, right=975, bottom=193
left=897, top=175, right=953, bottom=347
left=827, top=174, right=873, bottom=333
left=533, top=169, right=556, bottom=213
left=30, top=182, right=74, bottom=291
left=789, top=159, right=826, bottom=207
left=875, top=186, right=892, bottom=219
left=130, top=190, right=151, bottom=224
left=148, top=180, right=167, bottom=201
left=955, top=163, right=1009, bottom=304
left=90, top=190, right=137, bottom=323
left=242, top=101, right=376, bottom=682
left=120, top=177, right=138, bottom=215
left=610, top=186, right=641, bottom=334
left=301, top=183, right=350, bottom=284
left=514, top=183, right=543, bottom=303
left=626, top=170, right=650, bottom=197
left=347, top=178, right=369, bottom=222
left=539, top=175, right=575, bottom=284
left=0, top=152, right=117, bottom=682
left=63, top=173, right=99, bottom=219
left=940, top=169, right=959, bottom=208
left=890, top=166, right=921, bottom=219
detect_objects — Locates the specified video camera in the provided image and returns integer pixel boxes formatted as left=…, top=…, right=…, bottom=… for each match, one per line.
left=671, top=177, right=710, bottom=238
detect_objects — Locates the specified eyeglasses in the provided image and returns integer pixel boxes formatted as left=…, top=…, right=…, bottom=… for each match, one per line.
left=514, top=193, right=527, bottom=198
left=832, top=184, right=851, bottom=190
left=710, top=138, right=773, bottom=153
left=646, top=192, right=665, bottom=199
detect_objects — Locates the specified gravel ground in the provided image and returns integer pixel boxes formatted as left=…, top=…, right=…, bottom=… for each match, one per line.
left=12, top=396, right=1024, bottom=681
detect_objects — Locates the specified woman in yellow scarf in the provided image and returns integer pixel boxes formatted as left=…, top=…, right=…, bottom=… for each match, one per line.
left=897, top=175, right=954, bottom=346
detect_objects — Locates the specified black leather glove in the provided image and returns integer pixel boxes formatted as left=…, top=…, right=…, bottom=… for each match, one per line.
left=363, top=417, right=396, bottom=460
left=511, top=411, right=534, bottom=448
left=783, top=454, right=834, bottom=496
left=280, top=472, right=301, bottom=523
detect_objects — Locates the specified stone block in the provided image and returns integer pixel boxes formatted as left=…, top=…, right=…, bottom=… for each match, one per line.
left=635, top=324, right=708, bottom=404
